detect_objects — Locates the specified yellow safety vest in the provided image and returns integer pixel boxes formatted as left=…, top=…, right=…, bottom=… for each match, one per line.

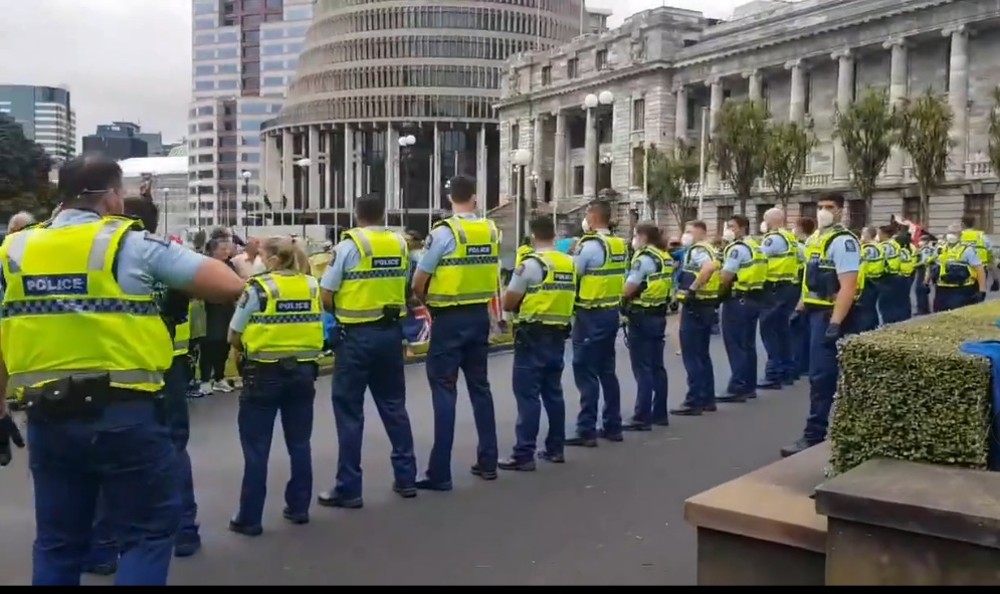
left=898, top=243, right=916, bottom=276
left=763, top=229, right=800, bottom=283
left=515, top=244, right=534, bottom=268
left=724, top=237, right=768, bottom=292
left=802, top=225, right=863, bottom=307
left=517, top=250, right=576, bottom=326
left=861, top=241, right=885, bottom=280
left=936, top=244, right=976, bottom=288
left=426, top=216, right=500, bottom=307
left=242, top=271, right=324, bottom=363
left=678, top=241, right=720, bottom=302
left=0, top=217, right=172, bottom=392
left=576, top=233, right=628, bottom=309
left=334, top=227, right=408, bottom=324
left=173, top=303, right=191, bottom=357
left=632, top=246, right=675, bottom=308
left=882, top=239, right=902, bottom=275
left=960, top=229, right=990, bottom=266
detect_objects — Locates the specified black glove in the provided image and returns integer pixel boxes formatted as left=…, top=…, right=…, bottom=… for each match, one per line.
left=978, top=292, right=987, bottom=303
left=789, top=310, right=802, bottom=325
left=823, top=322, right=842, bottom=346
left=0, top=415, right=25, bottom=467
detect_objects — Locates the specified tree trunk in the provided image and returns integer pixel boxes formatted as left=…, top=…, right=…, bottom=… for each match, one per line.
left=864, top=194, right=873, bottom=226
left=919, top=184, right=930, bottom=226
left=739, top=196, right=747, bottom=215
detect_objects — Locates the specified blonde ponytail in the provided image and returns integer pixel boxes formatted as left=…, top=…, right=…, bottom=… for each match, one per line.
left=261, top=235, right=310, bottom=274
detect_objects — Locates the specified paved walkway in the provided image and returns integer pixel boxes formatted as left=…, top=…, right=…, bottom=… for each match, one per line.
left=0, top=334, right=809, bottom=585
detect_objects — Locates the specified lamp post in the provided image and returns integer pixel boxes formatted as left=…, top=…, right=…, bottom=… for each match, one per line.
left=398, top=134, right=416, bottom=229
left=294, top=158, right=311, bottom=239
left=583, top=90, right=615, bottom=200
left=512, top=148, right=532, bottom=245
left=241, top=169, right=252, bottom=240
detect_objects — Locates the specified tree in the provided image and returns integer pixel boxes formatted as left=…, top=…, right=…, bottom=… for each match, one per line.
left=833, top=88, right=899, bottom=222
left=645, top=140, right=699, bottom=227
left=899, top=91, right=954, bottom=224
left=986, top=87, right=1000, bottom=187
left=0, top=113, right=56, bottom=221
left=763, top=121, right=817, bottom=209
left=710, top=99, right=769, bottom=214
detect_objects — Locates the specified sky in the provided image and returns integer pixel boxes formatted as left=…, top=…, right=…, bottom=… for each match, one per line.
left=0, top=0, right=752, bottom=146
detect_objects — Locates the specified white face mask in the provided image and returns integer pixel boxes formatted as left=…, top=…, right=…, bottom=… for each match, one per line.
left=581, top=219, right=592, bottom=234
left=631, top=237, right=641, bottom=250
left=816, top=209, right=836, bottom=228
left=722, top=228, right=736, bottom=242
left=946, top=233, right=959, bottom=244
left=759, top=221, right=768, bottom=234
left=681, top=232, right=694, bottom=247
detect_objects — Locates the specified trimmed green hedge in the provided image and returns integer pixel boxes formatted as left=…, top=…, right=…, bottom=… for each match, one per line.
left=830, top=302, right=1000, bottom=475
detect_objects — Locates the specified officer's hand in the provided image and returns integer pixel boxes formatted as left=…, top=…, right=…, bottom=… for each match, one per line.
left=979, top=292, right=987, bottom=303
left=0, top=415, right=25, bottom=467
left=823, top=322, right=841, bottom=346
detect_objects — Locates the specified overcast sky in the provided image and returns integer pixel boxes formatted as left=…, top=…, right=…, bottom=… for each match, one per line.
left=0, top=0, right=753, bottom=146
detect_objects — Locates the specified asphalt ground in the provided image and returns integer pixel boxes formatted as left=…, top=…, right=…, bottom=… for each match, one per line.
left=0, top=331, right=809, bottom=585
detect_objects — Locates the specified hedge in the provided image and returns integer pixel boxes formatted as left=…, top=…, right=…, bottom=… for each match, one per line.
left=829, top=301, right=1000, bottom=475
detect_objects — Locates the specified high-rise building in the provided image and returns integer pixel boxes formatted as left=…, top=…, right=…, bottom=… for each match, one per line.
left=187, top=0, right=314, bottom=230
left=0, top=84, right=76, bottom=162
left=82, top=121, right=150, bottom=161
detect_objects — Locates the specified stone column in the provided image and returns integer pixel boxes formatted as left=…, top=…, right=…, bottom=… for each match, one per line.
left=307, top=125, right=320, bottom=213
left=432, top=122, right=441, bottom=211
left=281, top=129, right=294, bottom=213
left=353, top=128, right=364, bottom=199
left=264, top=133, right=280, bottom=202
left=744, top=69, right=762, bottom=102
left=945, top=25, right=969, bottom=175
left=553, top=110, right=567, bottom=204
left=707, top=77, right=723, bottom=190
left=832, top=49, right=854, bottom=181
left=343, top=124, right=354, bottom=212
left=786, top=59, right=806, bottom=123
left=674, top=86, right=688, bottom=150
left=584, top=106, right=597, bottom=199
left=532, top=115, right=545, bottom=201
left=884, top=38, right=908, bottom=179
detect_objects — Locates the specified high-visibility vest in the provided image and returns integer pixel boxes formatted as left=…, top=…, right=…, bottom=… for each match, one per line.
left=802, top=225, right=863, bottom=307
left=763, top=229, right=800, bottom=283
left=960, top=229, right=990, bottom=265
left=576, top=233, right=628, bottom=309
left=882, top=239, right=902, bottom=275
left=632, top=246, right=675, bottom=308
left=0, top=217, right=172, bottom=392
left=426, top=216, right=500, bottom=307
left=898, top=244, right=916, bottom=276
left=515, top=244, right=534, bottom=268
left=174, top=303, right=191, bottom=357
left=861, top=241, right=886, bottom=280
left=936, top=244, right=976, bottom=288
left=242, top=271, right=324, bottom=363
left=333, top=227, right=408, bottom=324
left=516, top=250, right=576, bottom=326
left=724, top=237, right=768, bottom=292
left=677, top=241, right=720, bottom=302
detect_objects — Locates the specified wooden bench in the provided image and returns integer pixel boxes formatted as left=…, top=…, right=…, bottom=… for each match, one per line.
left=684, top=442, right=830, bottom=585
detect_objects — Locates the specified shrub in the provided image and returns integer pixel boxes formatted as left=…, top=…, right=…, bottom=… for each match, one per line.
left=830, top=301, right=1000, bottom=474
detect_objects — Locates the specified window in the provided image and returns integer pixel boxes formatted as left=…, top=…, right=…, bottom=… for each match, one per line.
left=510, top=123, right=519, bottom=150
left=541, top=65, right=551, bottom=85
left=631, top=98, right=645, bottom=131
left=595, top=49, right=608, bottom=71
left=572, top=166, right=585, bottom=195
left=964, top=194, right=994, bottom=233
left=902, top=196, right=920, bottom=224
left=631, top=146, right=644, bottom=187
left=716, top=205, right=734, bottom=236
left=567, top=58, right=578, bottom=79
left=800, top=201, right=817, bottom=222
left=804, top=71, right=812, bottom=115
left=848, top=199, right=866, bottom=231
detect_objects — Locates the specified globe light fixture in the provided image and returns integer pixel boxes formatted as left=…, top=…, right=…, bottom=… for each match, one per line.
left=241, top=170, right=252, bottom=180
left=598, top=90, right=615, bottom=105
left=294, top=158, right=312, bottom=167
left=399, top=134, right=416, bottom=147
left=512, top=148, right=532, bottom=167
left=583, top=93, right=599, bottom=109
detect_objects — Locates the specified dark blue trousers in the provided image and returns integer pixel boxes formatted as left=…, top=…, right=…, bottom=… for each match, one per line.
left=511, top=327, right=567, bottom=461
left=235, top=363, right=315, bottom=528
left=857, top=283, right=880, bottom=332
left=331, top=324, right=416, bottom=498
left=627, top=313, right=668, bottom=425
left=803, top=307, right=857, bottom=443
left=759, top=283, right=798, bottom=384
left=424, top=305, right=497, bottom=483
left=934, top=285, right=977, bottom=312
left=914, top=267, right=931, bottom=315
left=572, top=308, right=622, bottom=438
left=29, top=401, right=179, bottom=586
left=722, top=296, right=760, bottom=396
left=679, top=303, right=716, bottom=408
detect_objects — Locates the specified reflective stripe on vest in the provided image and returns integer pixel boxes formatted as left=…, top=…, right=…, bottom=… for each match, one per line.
left=0, top=217, right=172, bottom=392
left=576, top=233, right=628, bottom=309
left=243, top=272, right=325, bottom=362
left=426, top=217, right=500, bottom=307
left=334, top=228, right=408, bottom=323
left=517, top=251, right=576, bottom=326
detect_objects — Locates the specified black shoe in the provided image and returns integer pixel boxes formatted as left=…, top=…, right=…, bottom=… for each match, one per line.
left=228, top=518, right=263, bottom=537
left=538, top=450, right=565, bottom=463
left=703, top=403, right=718, bottom=412
left=316, top=492, right=364, bottom=509
left=782, top=377, right=796, bottom=386
left=498, top=457, right=537, bottom=471
left=780, top=438, right=821, bottom=458
left=415, top=478, right=454, bottom=491
left=282, top=507, right=310, bottom=525
left=716, top=393, right=748, bottom=403
left=393, top=483, right=418, bottom=498
left=470, top=464, right=498, bottom=480
left=670, top=405, right=702, bottom=416
left=622, top=421, right=651, bottom=432
left=565, top=435, right=598, bottom=448
left=757, top=382, right=782, bottom=390
left=599, top=430, right=624, bottom=442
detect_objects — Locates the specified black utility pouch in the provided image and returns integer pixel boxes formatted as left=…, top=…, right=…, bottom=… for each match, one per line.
left=24, top=372, right=111, bottom=421
left=278, top=356, right=298, bottom=371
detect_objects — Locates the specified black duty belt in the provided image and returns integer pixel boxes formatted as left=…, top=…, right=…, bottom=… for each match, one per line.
left=428, top=303, right=488, bottom=316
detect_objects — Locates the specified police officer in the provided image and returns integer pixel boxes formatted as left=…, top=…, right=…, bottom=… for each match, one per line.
left=0, top=154, right=244, bottom=585
left=789, top=217, right=815, bottom=379
left=856, top=227, right=884, bottom=332
left=930, top=223, right=986, bottom=311
left=781, top=193, right=861, bottom=458
left=227, top=236, right=324, bottom=534
left=896, top=228, right=916, bottom=320
left=758, top=208, right=800, bottom=389
left=716, top=214, right=768, bottom=403
left=960, top=215, right=992, bottom=282
left=670, top=220, right=720, bottom=416
left=622, top=222, right=674, bottom=430
left=566, top=200, right=628, bottom=446
left=498, top=215, right=575, bottom=471
left=914, top=233, right=936, bottom=315
left=317, top=194, right=417, bottom=505
left=411, top=175, right=500, bottom=489
left=876, top=225, right=906, bottom=324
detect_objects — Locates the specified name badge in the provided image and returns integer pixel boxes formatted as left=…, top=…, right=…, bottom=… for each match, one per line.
left=467, top=244, right=492, bottom=256
left=609, top=254, right=627, bottom=263
left=553, top=272, right=574, bottom=283
left=276, top=300, right=312, bottom=313
left=23, top=274, right=88, bottom=296
left=371, top=256, right=402, bottom=269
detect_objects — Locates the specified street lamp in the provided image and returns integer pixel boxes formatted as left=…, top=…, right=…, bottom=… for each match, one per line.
left=294, top=158, right=311, bottom=239
left=241, top=169, right=252, bottom=239
left=512, top=148, right=532, bottom=245
left=398, top=134, right=417, bottom=228
left=582, top=90, right=615, bottom=201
